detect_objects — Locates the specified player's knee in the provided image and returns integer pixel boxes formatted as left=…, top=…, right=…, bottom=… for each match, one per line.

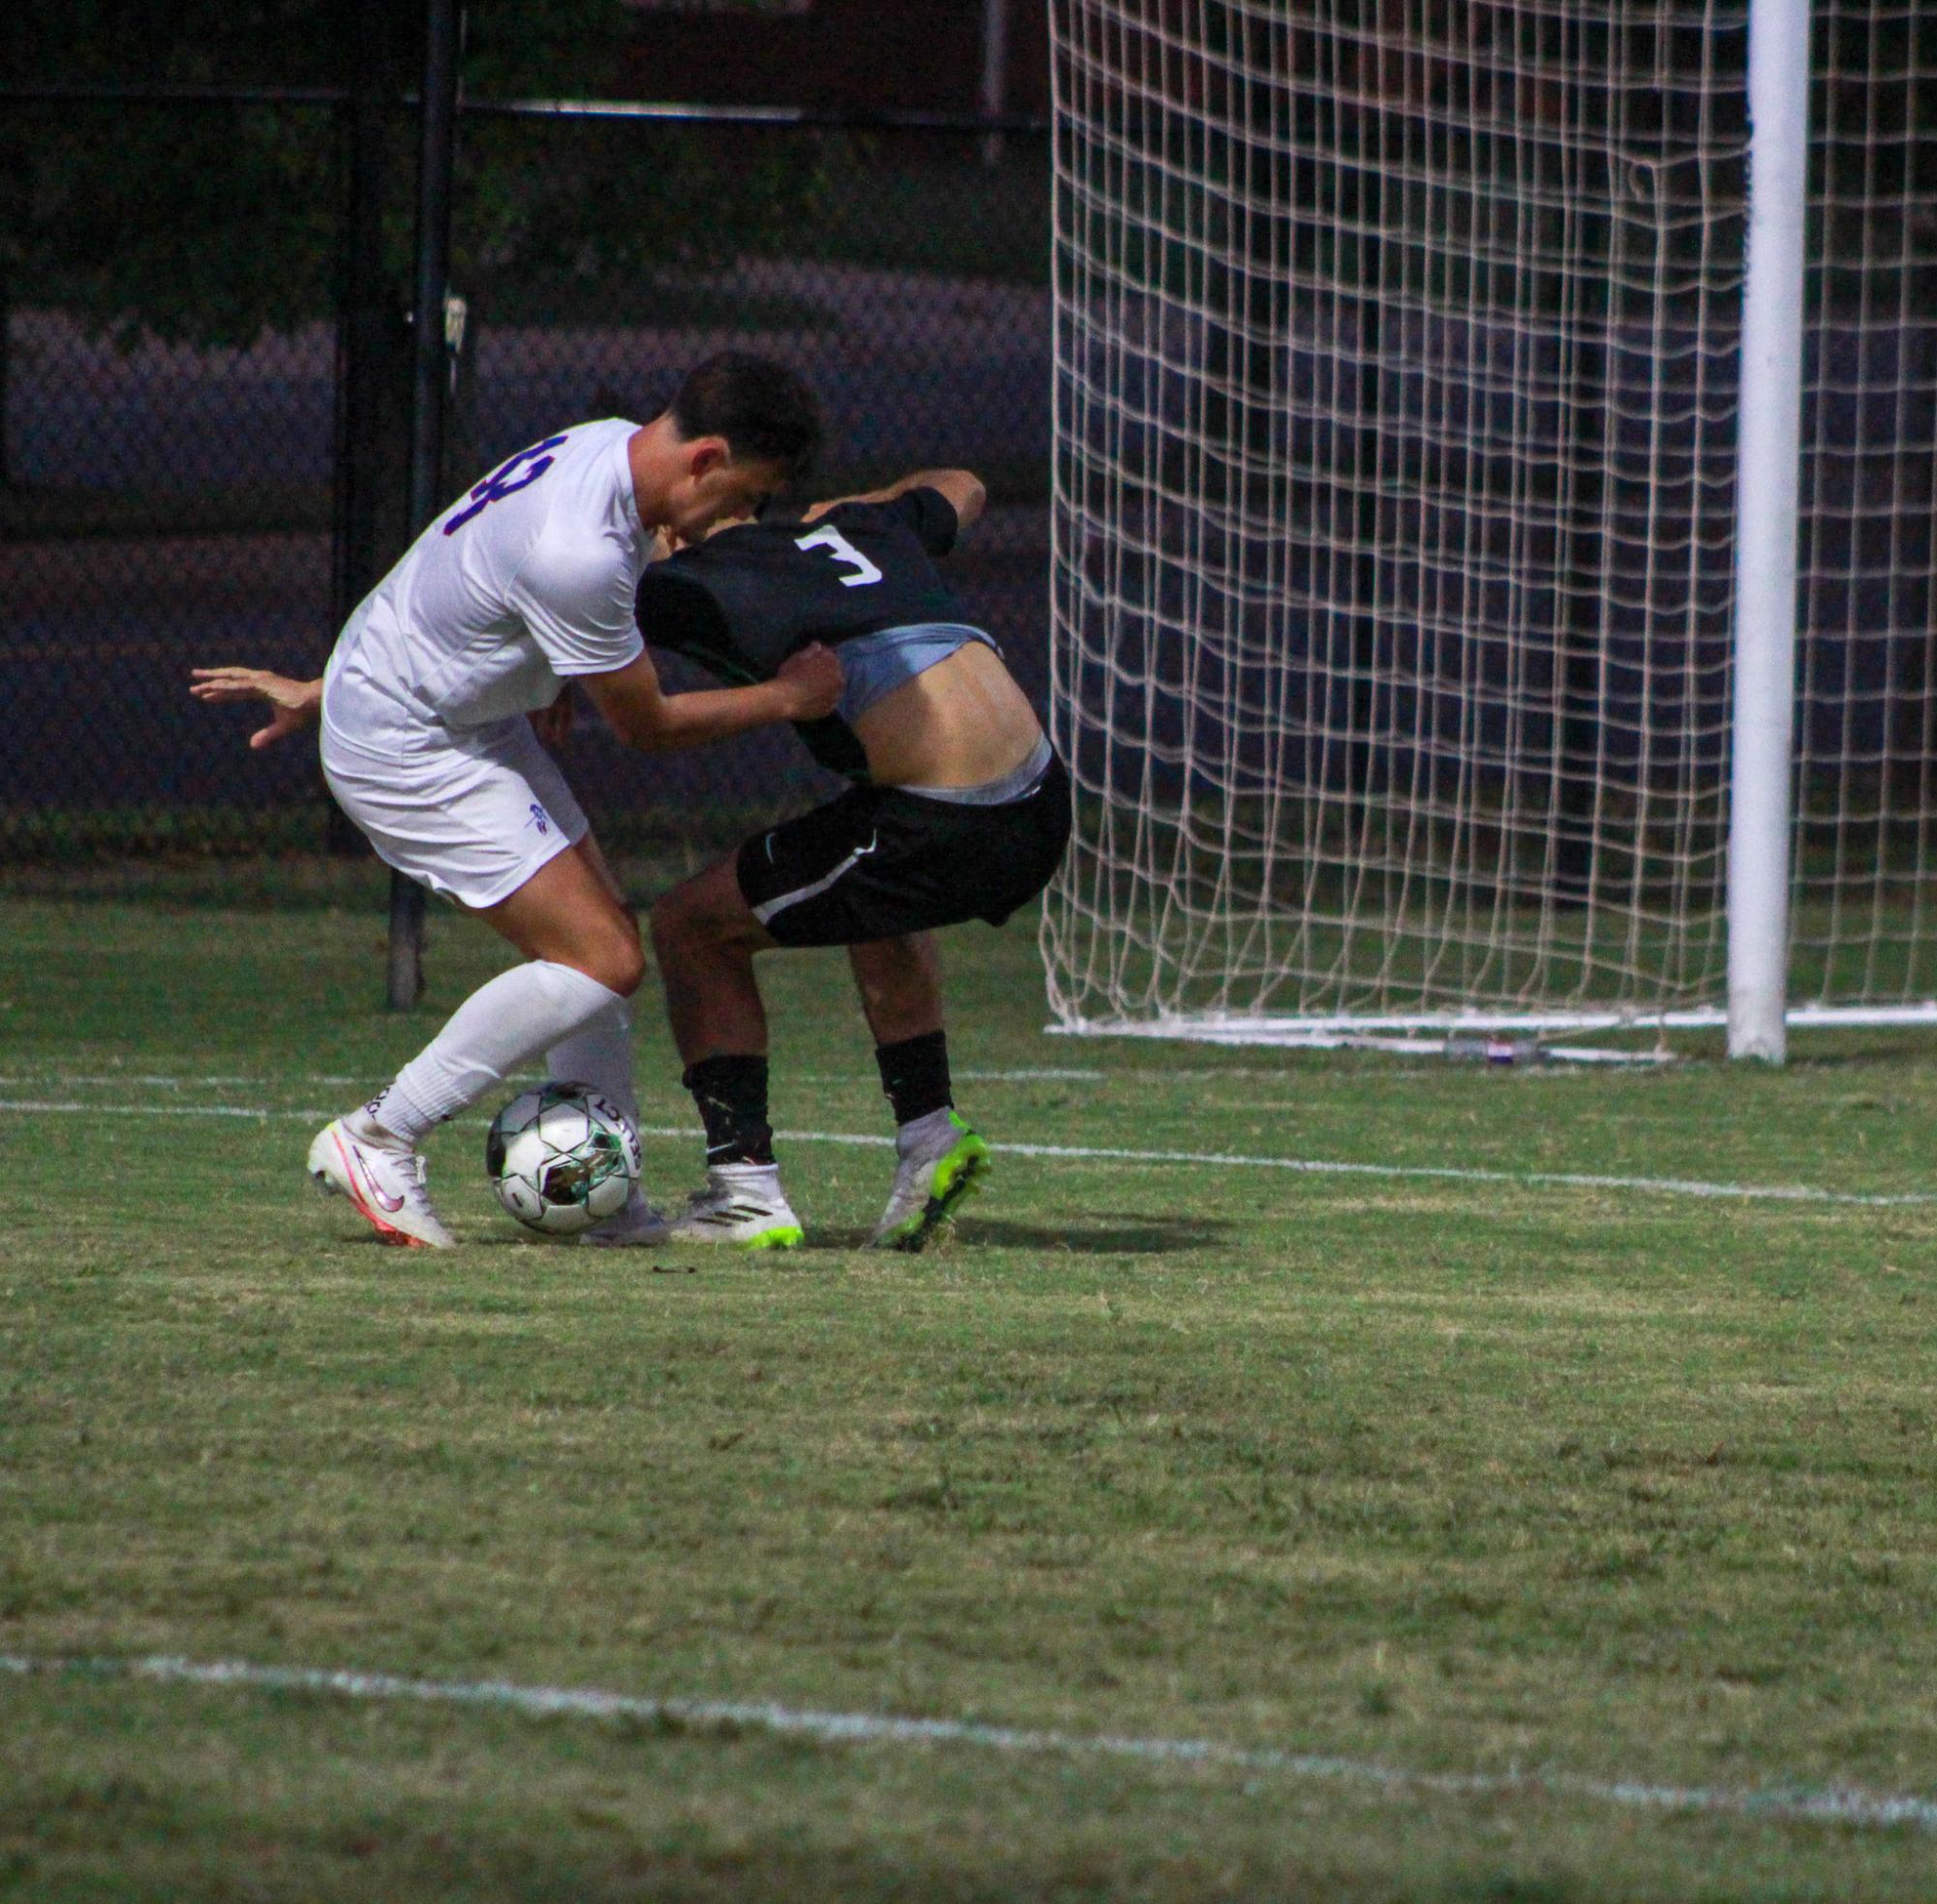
left=578, top=918, right=646, bottom=997
left=650, top=888, right=723, bottom=964
left=607, top=934, right=648, bottom=998
left=647, top=900, right=685, bottom=976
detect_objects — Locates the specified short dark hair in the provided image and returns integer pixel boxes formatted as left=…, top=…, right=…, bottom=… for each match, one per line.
left=669, top=352, right=824, bottom=483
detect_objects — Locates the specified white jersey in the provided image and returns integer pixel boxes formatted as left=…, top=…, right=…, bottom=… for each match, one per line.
left=322, top=418, right=651, bottom=756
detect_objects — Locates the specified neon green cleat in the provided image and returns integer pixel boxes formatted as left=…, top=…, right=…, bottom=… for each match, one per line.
left=871, top=1110, right=990, bottom=1253
left=665, top=1163, right=804, bottom=1251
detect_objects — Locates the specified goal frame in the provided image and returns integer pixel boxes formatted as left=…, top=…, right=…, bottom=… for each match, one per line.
left=1044, top=0, right=1935, bottom=1060
left=1726, top=0, right=1811, bottom=1061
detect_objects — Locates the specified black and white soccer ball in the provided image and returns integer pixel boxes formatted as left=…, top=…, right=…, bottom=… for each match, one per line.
left=485, top=1082, right=641, bottom=1235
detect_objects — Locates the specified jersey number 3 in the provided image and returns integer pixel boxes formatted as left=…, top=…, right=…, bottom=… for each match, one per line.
left=795, top=524, right=884, bottom=589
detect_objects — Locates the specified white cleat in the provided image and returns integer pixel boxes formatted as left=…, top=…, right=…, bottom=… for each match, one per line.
left=306, top=1117, right=456, bottom=1251
left=664, top=1163, right=804, bottom=1251
left=579, top=1187, right=675, bottom=1249
left=871, top=1109, right=990, bottom=1253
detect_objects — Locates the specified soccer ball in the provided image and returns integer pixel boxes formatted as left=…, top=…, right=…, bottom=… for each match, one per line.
left=485, top=1082, right=641, bottom=1235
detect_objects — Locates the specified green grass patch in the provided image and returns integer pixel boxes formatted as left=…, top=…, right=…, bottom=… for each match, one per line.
left=3, top=896, right=1937, bottom=1899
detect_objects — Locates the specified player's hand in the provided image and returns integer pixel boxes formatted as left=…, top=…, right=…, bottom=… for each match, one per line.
left=775, top=642, right=842, bottom=719
left=188, top=668, right=323, bottom=750
left=530, top=689, right=575, bottom=747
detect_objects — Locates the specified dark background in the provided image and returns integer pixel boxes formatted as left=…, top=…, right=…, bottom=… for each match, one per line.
left=2, top=0, right=1933, bottom=914
left=0, top=0, right=1053, bottom=865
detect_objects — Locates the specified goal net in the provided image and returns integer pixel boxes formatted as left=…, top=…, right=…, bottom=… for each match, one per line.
left=1043, top=0, right=1936, bottom=1043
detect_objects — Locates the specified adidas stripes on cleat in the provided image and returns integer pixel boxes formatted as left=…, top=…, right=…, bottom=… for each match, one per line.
left=665, top=1163, right=804, bottom=1251
left=870, top=1109, right=989, bottom=1253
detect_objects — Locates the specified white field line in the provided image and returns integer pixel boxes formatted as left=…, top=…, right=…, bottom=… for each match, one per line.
left=0, top=1069, right=1104, bottom=1089
left=0, top=1101, right=299, bottom=1121
left=1, top=1651, right=1931, bottom=1834
left=0, top=1063, right=1671, bottom=1086
left=771, top=1131, right=1937, bottom=1208
left=1, top=1098, right=1933, bottom=1209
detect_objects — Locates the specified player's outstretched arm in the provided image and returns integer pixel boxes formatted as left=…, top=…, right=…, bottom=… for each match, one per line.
left=189, top=668, right=322, bottom=750
left=583, top=644, right=841, bottom=754
left=802, top=468, right=985, bottom=532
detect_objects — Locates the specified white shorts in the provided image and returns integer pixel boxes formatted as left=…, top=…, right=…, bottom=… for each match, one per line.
left=320, top=718, right=589, bottom=911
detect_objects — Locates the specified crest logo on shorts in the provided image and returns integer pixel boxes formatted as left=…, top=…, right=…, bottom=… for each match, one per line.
left=528, top=802, right=551, bottom=836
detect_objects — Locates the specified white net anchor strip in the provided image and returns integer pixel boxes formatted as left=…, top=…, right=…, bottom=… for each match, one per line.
left=1042, top=0, right=1937, bottom=1041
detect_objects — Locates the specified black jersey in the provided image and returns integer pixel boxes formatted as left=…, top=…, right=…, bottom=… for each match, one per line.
left=634, top=486, right=966, bottom=780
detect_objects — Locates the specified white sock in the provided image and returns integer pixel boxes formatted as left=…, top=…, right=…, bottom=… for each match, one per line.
left=368, top=961, right=626, bottom=1145
left=896, top=1105, right=956, bottom=1158
left=545, top=998, right=638, bottom=1124
left=712, top=1161, right=782, bottom=1188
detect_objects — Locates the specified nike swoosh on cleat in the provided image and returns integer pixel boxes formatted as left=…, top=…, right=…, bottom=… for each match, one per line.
left=335, top=1133, right=406, bottom=1214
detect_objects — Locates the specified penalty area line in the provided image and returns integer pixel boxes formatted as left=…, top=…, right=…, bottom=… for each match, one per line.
left=0, top=1100, right=1933, bottom=1208
left=1, top=1651, right=1932, bottom=1835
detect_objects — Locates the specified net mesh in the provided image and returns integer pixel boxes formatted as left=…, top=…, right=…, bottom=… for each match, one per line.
left=1044, top=0, right=1936, bottom=1034
left=1792, top=4, right=1937, bottom=1007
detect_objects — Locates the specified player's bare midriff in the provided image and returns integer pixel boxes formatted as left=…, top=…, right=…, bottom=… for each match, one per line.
left=851, top=639, right=1044, bottom=790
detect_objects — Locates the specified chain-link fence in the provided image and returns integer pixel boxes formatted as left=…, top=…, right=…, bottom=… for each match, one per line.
left=0, top=93, right=1050, bottom=870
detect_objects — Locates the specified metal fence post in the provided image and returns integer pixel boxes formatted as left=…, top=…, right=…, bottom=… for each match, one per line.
left=386, top=0, right=461, bottom=1011
left=331, top=0, right=408, bottom=861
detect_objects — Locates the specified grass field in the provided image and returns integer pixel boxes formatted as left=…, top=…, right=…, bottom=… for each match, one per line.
left=5, top=889, right=1937, bottom=1900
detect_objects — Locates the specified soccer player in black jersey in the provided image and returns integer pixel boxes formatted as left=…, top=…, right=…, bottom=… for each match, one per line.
left=637, top=465, right=1070, bottom=1252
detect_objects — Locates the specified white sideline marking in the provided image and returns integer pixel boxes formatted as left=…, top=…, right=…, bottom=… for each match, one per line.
left=1, top=1099, right=1933, bottom=1208
left=0, top=1100, right=288, bottom=1120
left=930, top=1137, right=1937, bottom=1209
left=0, top=1069, right=1105, bottom=1088
left=1, top=1651, right=1931, bottom=1834
left=942, top=1069, right=1107, bottom=1082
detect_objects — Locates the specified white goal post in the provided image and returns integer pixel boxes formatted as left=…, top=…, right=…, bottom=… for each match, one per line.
left=1043, top=0, right=1937, bottom=1058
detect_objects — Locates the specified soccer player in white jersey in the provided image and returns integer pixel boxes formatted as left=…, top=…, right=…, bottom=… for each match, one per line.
left=192, top=353, right=837, bottom=1250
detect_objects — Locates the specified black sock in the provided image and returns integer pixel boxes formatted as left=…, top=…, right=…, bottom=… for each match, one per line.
left=683, top=1054, right=774, bottom=1166
left=875, top=1030, right=953, bottom=1127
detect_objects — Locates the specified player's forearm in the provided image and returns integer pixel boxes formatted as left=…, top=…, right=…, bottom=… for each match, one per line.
left=810, top=468, right=985, bottom=528
left=187, top=668, right=325, bottom=748
left=188, top=670, right=323, bottom=711
left=615, top=680, right=810, bottom=754
left=891, top=468, right=984, bottom=517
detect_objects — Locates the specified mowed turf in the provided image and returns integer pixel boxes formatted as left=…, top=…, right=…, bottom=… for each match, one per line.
left=3, top=891, right=1937, bottom=1901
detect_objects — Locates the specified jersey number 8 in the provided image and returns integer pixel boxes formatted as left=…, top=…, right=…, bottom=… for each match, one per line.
left=443, top=436, right=570, bottom=536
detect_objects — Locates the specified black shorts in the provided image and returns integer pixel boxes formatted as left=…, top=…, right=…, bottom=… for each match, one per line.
left=737, top=753, right=1072, bottom=949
